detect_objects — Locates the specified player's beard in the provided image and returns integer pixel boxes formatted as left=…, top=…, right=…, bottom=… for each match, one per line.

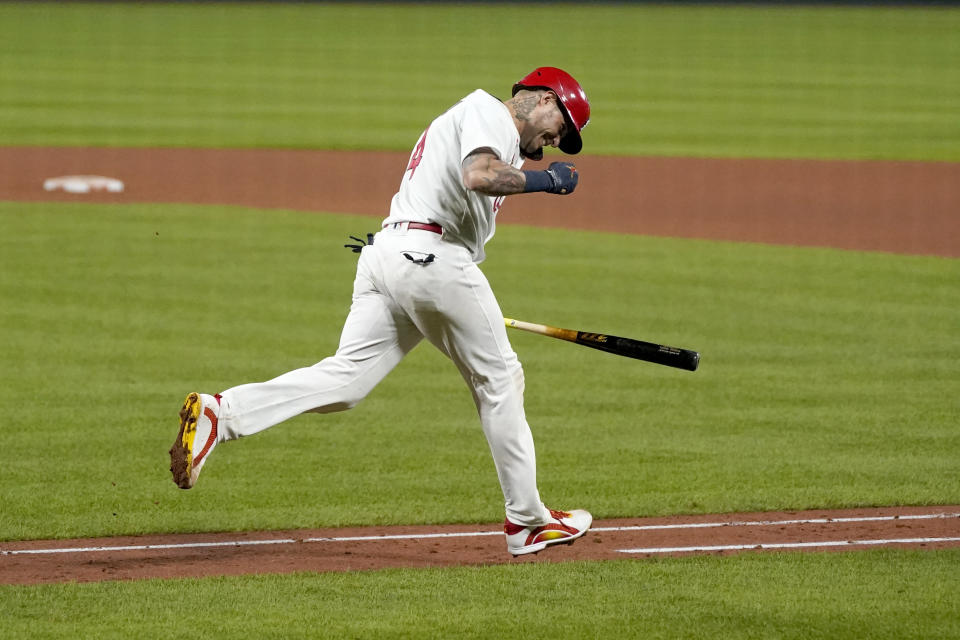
left=520, top=145, right=544, bottom=161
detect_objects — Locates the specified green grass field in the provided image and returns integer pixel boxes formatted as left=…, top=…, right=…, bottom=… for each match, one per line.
left=1, top=202, right=958, bottom=541
left=1, top=2, right=959, bottom=159
left=3, top=551, right=959, bottom=639
left=1, top=2, right=959, bottom=638
left=1, top=202, right=958, bottom=636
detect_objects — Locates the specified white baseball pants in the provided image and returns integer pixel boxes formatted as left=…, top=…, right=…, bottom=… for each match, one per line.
left=217, top=225, right=552, bottom=526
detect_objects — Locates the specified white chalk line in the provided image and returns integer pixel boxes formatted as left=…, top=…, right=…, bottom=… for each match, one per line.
left=2, top=512, right=957, bottom=557
left=0, top=531, right=503, bottom=556
left=593, top=512, right=960, bottom=533
left=617, top=537, right=960, bottom=554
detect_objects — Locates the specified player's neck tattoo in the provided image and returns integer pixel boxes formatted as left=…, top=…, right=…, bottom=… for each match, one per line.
left=512, top=94, right=539, bottom=121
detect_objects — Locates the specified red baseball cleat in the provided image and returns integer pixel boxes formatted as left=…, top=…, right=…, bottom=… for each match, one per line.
left=505, top=508, right=592, bottom=556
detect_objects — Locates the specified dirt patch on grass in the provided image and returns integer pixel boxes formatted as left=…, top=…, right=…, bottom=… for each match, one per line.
left=3, top=147, right=958, bottom=256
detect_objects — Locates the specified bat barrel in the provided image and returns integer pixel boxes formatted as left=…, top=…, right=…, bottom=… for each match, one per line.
left=645, top=344, right=699, bottom=371
left=578, top=333, right=700, bottom=371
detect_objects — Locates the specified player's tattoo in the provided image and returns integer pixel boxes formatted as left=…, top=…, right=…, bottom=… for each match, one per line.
left=482, top=164, right=525, bottom=193
left=512, top=93, right=539, bottom=122
left=463, top=153, right=525, bottom=195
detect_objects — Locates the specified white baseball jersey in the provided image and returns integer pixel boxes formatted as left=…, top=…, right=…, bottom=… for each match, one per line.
left=384, top=89, right=523, bottom=263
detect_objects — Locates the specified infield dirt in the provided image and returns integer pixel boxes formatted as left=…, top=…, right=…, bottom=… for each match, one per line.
left=1, top=147, right=957, bottom=584
left=2, top=507, right=958, bottom=585
left=4, top=147, right=959, bottom=256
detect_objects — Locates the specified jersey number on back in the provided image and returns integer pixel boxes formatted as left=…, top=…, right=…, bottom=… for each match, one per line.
left=406, top=127, right=430, bottom=179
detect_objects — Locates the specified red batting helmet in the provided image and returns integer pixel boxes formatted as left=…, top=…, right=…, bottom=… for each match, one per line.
left=512, top=67, right=590, bottom=154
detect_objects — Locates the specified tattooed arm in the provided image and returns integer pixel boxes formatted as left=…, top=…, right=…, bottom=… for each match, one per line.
left=462, top=148, right=578, bottom=197
left=461, top=148, right=527, bottom=196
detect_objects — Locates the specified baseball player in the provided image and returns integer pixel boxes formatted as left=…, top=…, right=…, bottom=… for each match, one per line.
left=170, top=67, right=592, bottom=556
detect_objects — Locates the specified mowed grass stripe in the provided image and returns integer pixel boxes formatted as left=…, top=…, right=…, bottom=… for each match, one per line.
left=0, top=3, right=958, bottom=159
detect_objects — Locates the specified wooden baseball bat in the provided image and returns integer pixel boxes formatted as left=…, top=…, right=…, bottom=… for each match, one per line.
left=504, top=317, right=700, bottom=372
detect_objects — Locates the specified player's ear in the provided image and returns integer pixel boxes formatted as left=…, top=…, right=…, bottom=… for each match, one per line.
left=541, top=90, right=559, bottom=106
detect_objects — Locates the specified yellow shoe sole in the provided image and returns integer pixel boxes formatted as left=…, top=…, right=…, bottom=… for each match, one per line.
left=169, top=392, right=201, bottom=489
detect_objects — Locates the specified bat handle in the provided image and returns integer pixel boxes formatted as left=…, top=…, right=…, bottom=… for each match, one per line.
left=504, top=317, right=577, bottom=341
